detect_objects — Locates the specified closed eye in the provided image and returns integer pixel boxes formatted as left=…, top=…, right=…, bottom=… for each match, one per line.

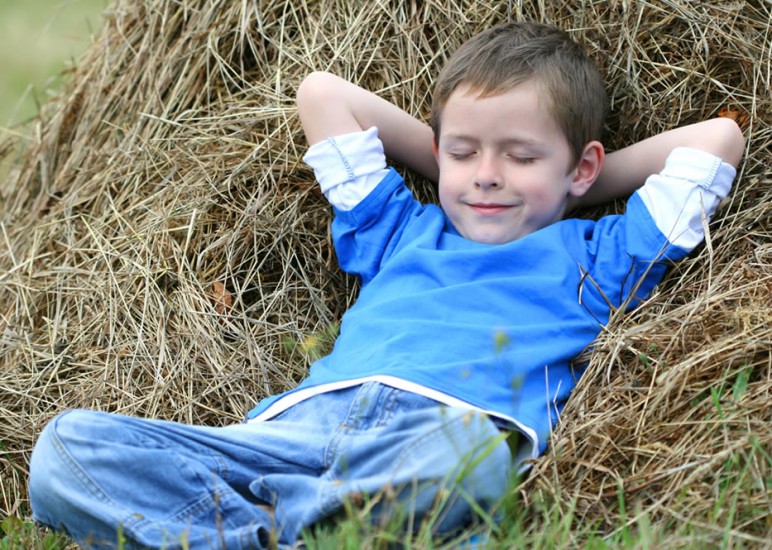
left=506, top=153, right=536, bottom=165
left=447, top=151, right=474, bottom=160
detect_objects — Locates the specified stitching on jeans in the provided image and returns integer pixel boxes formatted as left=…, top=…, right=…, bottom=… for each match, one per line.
left=48, top=414, right=157, bottom=545
left=375, top=385, right=399, bottom=427
left=50, top=413, right=115, bottom=505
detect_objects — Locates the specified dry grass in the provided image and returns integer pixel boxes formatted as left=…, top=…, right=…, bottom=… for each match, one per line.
left=0, top=0, right=769, bottom=546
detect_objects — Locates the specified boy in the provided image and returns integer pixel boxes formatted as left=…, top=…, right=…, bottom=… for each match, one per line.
left=29, top=22, right=743, bottom=549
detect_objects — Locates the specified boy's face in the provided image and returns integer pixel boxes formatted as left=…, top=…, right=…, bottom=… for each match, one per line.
left=435, top=81, right=590, bottom=245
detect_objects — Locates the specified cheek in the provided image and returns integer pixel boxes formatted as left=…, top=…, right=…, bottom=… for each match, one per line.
left=437, top=187, right=455, bottom=219
left=519, top=181, right=556, bottom=207
left=518, top=170, right=569, bottom=205
left=437, top=176, right=459, bottom=208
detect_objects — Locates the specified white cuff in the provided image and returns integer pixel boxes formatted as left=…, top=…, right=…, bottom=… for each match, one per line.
left=637, top=147, right=736, bottom=251
left=303, top=127, right=391, bottom=210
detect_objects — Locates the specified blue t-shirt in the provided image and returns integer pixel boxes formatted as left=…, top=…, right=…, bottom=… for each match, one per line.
left=250, top=167, right=679, bottom=453
left=248, top=135, right=735, bottom=463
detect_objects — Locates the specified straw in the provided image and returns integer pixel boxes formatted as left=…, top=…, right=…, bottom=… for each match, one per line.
left=0, top=0, right=769, bottom=543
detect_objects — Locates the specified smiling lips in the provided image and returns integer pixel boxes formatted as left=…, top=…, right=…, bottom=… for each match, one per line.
left=468, top=203, right=517, bottom=216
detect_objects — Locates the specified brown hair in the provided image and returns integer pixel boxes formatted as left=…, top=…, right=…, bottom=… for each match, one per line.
left=430, top=22, right=607, bottom=167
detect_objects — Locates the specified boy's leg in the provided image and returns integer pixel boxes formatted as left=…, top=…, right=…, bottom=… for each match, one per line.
left=28, top=407, right=333, bottom=549
left=253, top=383, right=514, bottom=537
left=29, top=384, right=514, bottom=546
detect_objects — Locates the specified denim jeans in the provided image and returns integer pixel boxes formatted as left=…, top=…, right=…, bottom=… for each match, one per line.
left=29, top=382, right=513, bottom=549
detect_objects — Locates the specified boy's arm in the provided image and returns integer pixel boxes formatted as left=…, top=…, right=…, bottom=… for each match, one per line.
left=298, top=73, right=744, bottom=208
left=297, top=71, right=438, bottom=181
left=572, top=118, right=745, bottom=209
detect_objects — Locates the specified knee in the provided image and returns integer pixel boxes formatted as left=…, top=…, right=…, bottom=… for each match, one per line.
left=32, top=409, right=97, bottom=454
left=29, top=410, right=101, bottom=498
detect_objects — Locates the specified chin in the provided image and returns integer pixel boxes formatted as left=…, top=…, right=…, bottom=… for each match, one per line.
left=456, top=222, right=529, bottom=245
left=470, top=232, right=520, bottom=245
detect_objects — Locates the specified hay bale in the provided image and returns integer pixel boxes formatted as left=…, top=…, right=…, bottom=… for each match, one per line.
left=0, top=0, right=769, bottom=544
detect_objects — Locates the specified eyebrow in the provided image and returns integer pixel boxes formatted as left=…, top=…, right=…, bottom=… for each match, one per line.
left=441, top=134, right=542, bottom=148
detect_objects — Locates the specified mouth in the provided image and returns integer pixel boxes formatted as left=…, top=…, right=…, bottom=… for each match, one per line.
left=468, top=203, right=517, bottom=216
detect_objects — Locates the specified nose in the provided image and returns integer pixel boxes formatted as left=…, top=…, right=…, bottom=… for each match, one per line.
left=474, top=154, right=502, bottom=190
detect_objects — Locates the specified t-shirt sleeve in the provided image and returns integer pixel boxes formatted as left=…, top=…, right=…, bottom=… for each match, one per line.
left=302, top=127, right=426, bottom=284
left=582, top=147, right=737, bottom=310
left=331, top=169, right=426, bottom=285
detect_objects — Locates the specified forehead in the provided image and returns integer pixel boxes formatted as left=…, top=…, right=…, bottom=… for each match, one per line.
left=441, top=78, right=555, bottom=117
left=438, top=81, right=560, bottom=140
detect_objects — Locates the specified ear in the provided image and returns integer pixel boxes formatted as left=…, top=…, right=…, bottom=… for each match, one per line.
left=568, top=141, right=605, bottom=197
left=432, top=140, right=440, bottom=164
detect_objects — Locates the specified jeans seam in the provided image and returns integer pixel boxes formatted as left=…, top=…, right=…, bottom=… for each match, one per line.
left=48, top=414, right=159, bottom=545
left=324, top=382, right=376, bottom=468
left=375, top=385, right=399, bottom=427
left=49, top=413, right=115, bottom=507
left=129, top=491, right=249, bottom=548
left=391, top=412, right=475, bottom=478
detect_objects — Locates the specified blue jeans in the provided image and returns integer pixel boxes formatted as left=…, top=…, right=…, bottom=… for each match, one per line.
left=29, top=382, right=513, bottom=549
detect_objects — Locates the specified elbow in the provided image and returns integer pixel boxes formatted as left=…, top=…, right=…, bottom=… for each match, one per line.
left=712, top=117, right=745, bottom=168
left=296, top=71, right=350, bottom=145
left=296, top=71, right=336, bottom=117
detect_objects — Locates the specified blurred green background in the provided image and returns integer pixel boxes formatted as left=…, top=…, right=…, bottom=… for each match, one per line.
left=1, top=0, right=106, bottom=129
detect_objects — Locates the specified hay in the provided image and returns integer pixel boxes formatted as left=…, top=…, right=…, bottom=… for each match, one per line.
left=0, top=0, right=769, bottom=544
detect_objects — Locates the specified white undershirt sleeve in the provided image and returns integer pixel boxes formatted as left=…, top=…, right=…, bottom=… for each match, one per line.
left=637, top=147, right=736, bottom=251
left=302, top=126, right=391, bottom=211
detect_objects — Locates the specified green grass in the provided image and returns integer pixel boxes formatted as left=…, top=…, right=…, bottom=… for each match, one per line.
left=0, top=516, right=69, bottom=550
left=0, top=0, right=106, bottom=130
